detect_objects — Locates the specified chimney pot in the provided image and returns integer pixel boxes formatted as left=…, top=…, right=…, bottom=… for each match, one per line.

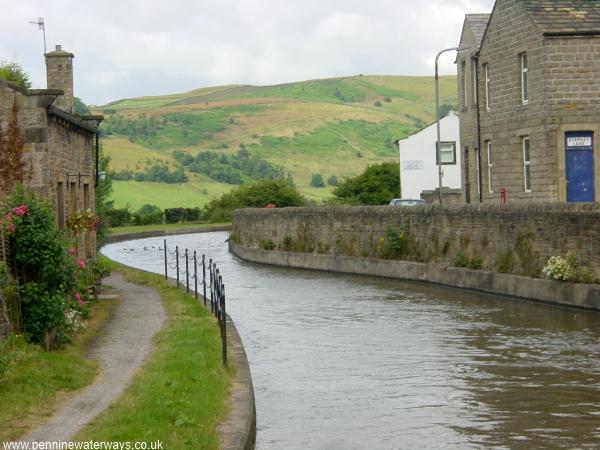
left=56, top=44, right=61, bottom=51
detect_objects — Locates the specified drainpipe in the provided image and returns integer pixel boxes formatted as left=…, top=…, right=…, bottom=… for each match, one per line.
left=95, top=132, right=100, bottom=187
left=475, top=52, right=483, bottom=203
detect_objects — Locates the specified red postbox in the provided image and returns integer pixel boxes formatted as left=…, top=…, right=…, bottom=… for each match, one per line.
left=500, top=187, right=507, bottom=204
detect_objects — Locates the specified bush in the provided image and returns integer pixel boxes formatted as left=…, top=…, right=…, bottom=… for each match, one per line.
left=2, top=187, right=92, bottom=348
left=373, top=100, right=382, bottom=107
left=310, top=174, right=325, bottom=187
left=542, top=253, right=593, bottom=283
left=164, top=208, right=185, bottom=224
left=133, top=204, right=163, bottom=226
left=204, top=179, right=305, bottom=222
left=327, top=175, right=338, bottom=186
left=105, top=207, right=132, bottom=227
left=333, top=162, right=399, bottom=205
left=183, top=207, right=203, bottom=222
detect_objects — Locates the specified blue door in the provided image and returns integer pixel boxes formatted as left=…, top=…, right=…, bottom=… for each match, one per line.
left=565, top=131, right=595, bottom=202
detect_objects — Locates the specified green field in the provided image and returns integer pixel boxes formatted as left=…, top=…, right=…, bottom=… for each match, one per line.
left=96, top=75, right=457, bottom=208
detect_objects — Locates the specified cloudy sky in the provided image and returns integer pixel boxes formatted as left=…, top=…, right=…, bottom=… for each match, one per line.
left=0, top=0, right=495, bottom=105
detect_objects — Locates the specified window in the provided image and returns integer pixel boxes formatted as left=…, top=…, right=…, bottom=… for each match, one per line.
left=523, top=137, right=531, bottom=191
left=521, top=53, right=528, bottom=104
left=487, top=141, right=493, bottom=193
left=484, top=64, right=491, bottom=111
left=476, top=148, right=481, bottom=195
left=57, top=182, right=65, bottom=229
left=462, top=61, right=467, bottom=107
left=471, top=59, right=477, bottom=104
left=436, top=141, right=457, bottom=165
left=69, top=182, right=77, bottom=217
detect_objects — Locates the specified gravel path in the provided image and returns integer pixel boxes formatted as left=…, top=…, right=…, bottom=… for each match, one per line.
left=23, top=273, right=166, bottom=443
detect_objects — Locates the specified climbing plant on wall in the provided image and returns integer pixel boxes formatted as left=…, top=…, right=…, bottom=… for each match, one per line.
left=0, top=99, right=28, bottom=193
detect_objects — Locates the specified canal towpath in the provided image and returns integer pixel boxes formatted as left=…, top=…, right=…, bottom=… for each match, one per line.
left=22, top=273, right=166, bottom=443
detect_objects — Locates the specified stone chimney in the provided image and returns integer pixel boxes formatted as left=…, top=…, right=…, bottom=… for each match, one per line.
left=45, top=44, right=74, bottom=113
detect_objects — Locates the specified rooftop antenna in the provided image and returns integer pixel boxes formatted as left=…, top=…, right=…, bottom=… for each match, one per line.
left=29, top=17, right=46, bottom=54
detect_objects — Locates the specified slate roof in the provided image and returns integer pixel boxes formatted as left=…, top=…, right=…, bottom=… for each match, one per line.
left=465, top=14, right=491, bottom=46
left=522, top=0, right=600, bottom=35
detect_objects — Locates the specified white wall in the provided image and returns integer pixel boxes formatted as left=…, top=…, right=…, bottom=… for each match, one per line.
left=398, top=112, right=462, bottom=199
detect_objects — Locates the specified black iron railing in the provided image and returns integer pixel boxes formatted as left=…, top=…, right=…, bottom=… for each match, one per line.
left=163, top=239, right=227, bottom=365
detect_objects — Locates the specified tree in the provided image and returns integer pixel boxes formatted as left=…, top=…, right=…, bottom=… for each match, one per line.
left=0, top=61, right=31, bottom=88
left=310, top=173, right=325, bottom=187
left=438, top=103, right=458, bottom=119
left=94, top=145, right=113, bottom=238
left=204, top=179, right=305, bottom=222
left=333, top=162, right=399, bottom=205
left=327, top=175, right=338, bottom=186
left=74, top=97, right=91, bottom=115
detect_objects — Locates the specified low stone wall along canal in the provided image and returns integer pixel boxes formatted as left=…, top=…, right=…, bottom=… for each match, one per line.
left=103, top=231, right=600, bottom=450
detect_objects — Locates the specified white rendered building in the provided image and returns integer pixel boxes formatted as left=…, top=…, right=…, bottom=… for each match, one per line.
left=396, top=111, right=462, bottom=199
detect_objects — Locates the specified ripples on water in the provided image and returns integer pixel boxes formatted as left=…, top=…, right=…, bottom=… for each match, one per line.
left=102, top=232, right=600, bottom=449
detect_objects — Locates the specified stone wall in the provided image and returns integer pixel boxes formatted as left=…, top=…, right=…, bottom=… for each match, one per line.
left=232, top=204, right=600, bottom=279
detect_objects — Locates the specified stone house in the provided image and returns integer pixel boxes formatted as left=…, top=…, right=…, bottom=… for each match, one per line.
left=0, top=45, right=102, bottom=258
left=457, top=0, right=600, bottom=204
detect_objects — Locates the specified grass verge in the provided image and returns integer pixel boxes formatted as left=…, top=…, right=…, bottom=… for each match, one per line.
left=107, top=222, right=231, bottom=236
left=0, top=297, right=118, bottom=442
left=74, top=261, right=232, bottom=449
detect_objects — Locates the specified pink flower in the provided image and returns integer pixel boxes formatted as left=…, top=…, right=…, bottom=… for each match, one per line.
left=6, top=223, right=15, bottom=233
left=5, top=212, right=13, bottom=222
left=73, top=292, right=84, bottom=306
left=69, top=247, right=78, bottom=256
left=12, top=204, right=28, bottom=217
left=76, top=258, right=85, bottom=269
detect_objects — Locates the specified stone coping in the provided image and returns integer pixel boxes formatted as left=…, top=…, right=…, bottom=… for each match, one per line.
left=100, top=225, right=232, bottom=245
left=230, top=242, right=600, bottom=311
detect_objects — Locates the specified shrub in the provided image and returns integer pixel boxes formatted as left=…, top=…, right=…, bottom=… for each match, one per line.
left=542, top=253, right=593, bottom=283
left=454, top=252, right=469, bottom=268
left=333, top=162, right=399, bottom=205
left=310, top=174, right=325, bottom=187
left=183, top=207, right=203, bottom=222
left=2, top=187, right=92, bottom=348
left=259, top=239, right=275, bottom=250
left=327, top=175, right=338, bottom=186
left=105, top=207, right=132, bottom=227
left=373, top=100, right=382, bottom=107
left=133, top=204, right=163, bottom=226
left=164, top=208, right=185, bottom=224
left=280, top=235, right=293, bottom=251
left=204, top=179, right=305, bottom=222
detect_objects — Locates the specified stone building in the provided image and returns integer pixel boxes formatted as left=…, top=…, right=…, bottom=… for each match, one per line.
left=0, top=45, right=102, bottom=257
left=457, top=0, right=600, bottom=204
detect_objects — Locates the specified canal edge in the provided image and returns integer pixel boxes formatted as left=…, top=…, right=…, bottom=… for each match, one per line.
left=229, top=241, right=600, bottom=311
left=100, top=231, right=257, bottom=450
left=99, top=224, right=232, bottom=246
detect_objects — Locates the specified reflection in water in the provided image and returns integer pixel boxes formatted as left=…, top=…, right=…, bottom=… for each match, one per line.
left=102, top=232, right=600, bottom=450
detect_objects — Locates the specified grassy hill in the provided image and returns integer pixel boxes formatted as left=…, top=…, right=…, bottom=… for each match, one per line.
left=94, top=75, right=457, bottom=209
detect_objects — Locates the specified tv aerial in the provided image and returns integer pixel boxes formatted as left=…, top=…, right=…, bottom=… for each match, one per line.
left=29, top=17, right=47, bottom=54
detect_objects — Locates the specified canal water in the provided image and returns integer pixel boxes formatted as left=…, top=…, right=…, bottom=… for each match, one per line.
left=102, top=231, right=600, bottom=450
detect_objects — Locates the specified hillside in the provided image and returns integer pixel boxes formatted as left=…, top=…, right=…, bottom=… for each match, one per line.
left=94, top=75, right=457, bottom=209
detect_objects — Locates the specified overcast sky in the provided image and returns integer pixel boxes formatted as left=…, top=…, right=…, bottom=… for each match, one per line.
left=0, top=0, right=495, bottom=105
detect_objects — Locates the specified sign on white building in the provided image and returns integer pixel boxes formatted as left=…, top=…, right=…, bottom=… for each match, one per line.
left=396, top=111, right=462, bottom=199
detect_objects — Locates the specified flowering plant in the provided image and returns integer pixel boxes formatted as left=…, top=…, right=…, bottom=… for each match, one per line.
left=0, top=204, right=28, bottom=234
left=66, top=208, right=99, bottom=236
left=542, top=252, right=592, bottom=283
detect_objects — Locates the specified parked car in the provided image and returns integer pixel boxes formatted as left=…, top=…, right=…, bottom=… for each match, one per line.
left=388, top=198, right=427, bottom=206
